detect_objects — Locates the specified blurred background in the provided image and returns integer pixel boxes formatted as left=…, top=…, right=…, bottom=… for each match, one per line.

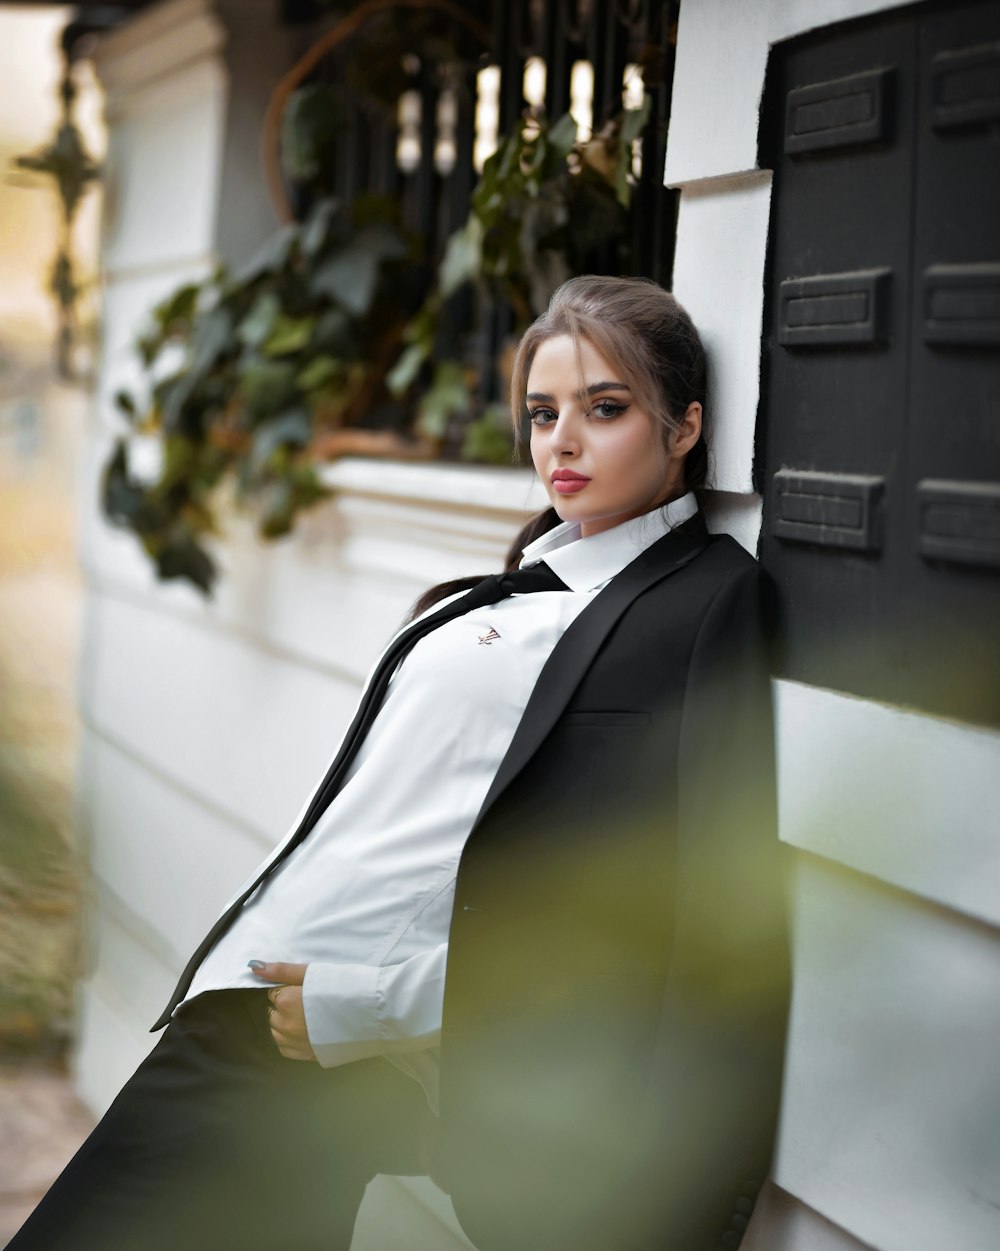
left=0, top=4, right=100, bottom=1239
left=0, top=1, right=998, bottom=1249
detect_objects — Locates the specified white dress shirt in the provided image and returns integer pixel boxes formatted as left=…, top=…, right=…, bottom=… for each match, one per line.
left=184, top=494, right=697, bottom=1106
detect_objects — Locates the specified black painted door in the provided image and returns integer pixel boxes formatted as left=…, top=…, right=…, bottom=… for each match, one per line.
left=759, top=0, right=1000, bottom=726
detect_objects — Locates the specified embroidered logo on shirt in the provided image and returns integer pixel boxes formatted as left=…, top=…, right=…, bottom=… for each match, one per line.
left=478, top=628, right=501, bottom=645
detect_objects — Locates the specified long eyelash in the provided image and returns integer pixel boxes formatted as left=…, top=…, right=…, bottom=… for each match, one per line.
left=592, top=401, right=628, bottom=419
left=528, top=401, right=628, bottom=423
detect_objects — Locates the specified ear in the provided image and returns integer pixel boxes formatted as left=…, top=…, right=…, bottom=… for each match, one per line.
left=668, top=401, right=703, bottom=459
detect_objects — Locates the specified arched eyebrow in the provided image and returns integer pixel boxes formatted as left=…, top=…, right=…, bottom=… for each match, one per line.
left=526, top=381, right=632, bottom=402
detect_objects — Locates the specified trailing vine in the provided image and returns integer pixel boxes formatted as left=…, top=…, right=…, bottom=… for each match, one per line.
left=102, top=5, right=655, bottom=593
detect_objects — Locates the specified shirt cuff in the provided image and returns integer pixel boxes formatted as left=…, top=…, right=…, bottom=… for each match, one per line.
left=302, top=961, right=384, bottom=1068
left=302, top=943, right=448, bottom=1069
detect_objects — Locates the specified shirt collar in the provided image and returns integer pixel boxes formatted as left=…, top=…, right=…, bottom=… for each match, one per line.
left=519, top=492, right=699, bottom=592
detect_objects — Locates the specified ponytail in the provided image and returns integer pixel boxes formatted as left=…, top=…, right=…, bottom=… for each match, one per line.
left=404, top=507, right=562, bottom=624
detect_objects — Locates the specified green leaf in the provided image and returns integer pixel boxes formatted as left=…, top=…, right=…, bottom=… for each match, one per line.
left=459, top=404, right=515, bottom=465
left=297, top=355, right=341, bottom=392
left=154, top=533, right=217, bottom=594
left=158, top=435, right=200, bottom=489
left=287, top=462, right=330, bottom=508
left=101, top=440, right=145, bottom=525
left=153, top=283, right=200, bottom=334
left=137, top=331, right=163, bottom=369
left=616, top=98, right=652, bottom=207
left=615, top=162, right=631, bottom=209
left=620, top=96, right=652, bottom=146
left=439, top=217, right=484, bottom=298
left=232, top=223, right=297, bottom=286
left=258, top=477, right=295, bottom=538
left=114, top=390, right=138, bottom=422
left=263, top=313, right=316, bottom=357
left=312, top=308, right=354, bottom=354
left=237, top=292, right=281, bottom=348
left=416, top=361, right=470, bottom=440
left=190, top=304, right=234, bottom=377
left=470, top=155, right=504, bottom=226
left=550, top=112, right=579, bottom=158
left=301, top=196, right=340, bottom=258
left=311, top=248, right=378, bottom=317
left=354, top=223, right=409, bottom=263
left=385, top=342, right=428, bottom=397
left=281, top=84, right=345, bottom=184
left=156, top=371, right=197, bottom=436
left=311, top=225, right=406, bottom=316
left=248, top=407, right=313, bottom=476
left=238, top=358, right=299, bottom=420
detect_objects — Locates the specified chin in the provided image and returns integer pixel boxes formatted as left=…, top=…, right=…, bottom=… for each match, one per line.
left=550, top=500, right=592, bottom=526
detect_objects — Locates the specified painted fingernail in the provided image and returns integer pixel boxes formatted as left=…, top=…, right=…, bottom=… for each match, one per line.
left=247, top=960, right=266, bottom=970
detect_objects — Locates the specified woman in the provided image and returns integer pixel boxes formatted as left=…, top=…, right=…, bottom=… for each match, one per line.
left=10, top=276, right=787, bottom=1251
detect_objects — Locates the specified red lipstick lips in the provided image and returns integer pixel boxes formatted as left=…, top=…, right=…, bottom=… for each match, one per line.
left=551, top=469, right=591, bottom=495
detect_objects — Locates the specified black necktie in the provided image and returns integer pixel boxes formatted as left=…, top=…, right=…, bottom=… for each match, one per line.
left=152, top=561, right=568, bottom=1030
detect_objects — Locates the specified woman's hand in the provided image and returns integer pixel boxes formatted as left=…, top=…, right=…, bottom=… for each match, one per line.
left=248, top=961, right=318, bottom=1062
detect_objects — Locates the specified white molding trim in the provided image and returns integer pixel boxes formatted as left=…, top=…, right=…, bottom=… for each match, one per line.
left=665, top=0, right=919, bottom=188
left=101, top=252, right=219, bottom=287
left=671, top=171, right=773, bottom=497
left=319, top=458, right=547, bottom=518
left=775, top=680, right=1000, bottom=928
left=93, top=0, right=227, bottom=102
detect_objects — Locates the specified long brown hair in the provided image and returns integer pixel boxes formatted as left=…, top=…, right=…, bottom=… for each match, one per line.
left=407, top=275, right=709, bottom=621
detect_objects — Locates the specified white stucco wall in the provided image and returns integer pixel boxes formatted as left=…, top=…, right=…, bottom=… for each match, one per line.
left=75, top=3, right=480, bottom=1245
left=75, top=1, right=999, bottom=1249
left=666, top=3, right=1000, bottom=1249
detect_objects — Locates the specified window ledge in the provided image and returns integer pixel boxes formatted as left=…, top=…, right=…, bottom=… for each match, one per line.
left=319, top=457, right=547, bottom=517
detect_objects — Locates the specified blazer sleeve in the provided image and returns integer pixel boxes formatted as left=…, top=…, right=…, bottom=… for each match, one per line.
left=633, top=562, right=790, bottom=1250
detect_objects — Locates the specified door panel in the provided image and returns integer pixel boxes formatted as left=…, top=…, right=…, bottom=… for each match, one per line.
left=759, top=0, right=1000, bottom=726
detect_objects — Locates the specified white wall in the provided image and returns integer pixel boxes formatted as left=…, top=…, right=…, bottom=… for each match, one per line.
left=665, top=2, right=1000, bottom=1248
left=79, top=1, right=1000, bottom=1249
left=77, top=3, right=492, bottom=1245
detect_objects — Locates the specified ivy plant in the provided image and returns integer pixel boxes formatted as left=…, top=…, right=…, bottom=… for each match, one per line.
left=388, top=99, right=651, bottom=445
left=103, top=196, right=424, bottom=591
left=104, top=96, right=652, bottom=593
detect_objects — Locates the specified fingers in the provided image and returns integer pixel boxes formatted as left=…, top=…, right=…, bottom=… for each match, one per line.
left=266, top=983, right=302, bottom=1028
left=248, top=960, right=307, bottom=986
left=261, top=982, right=318, bottom=1063
left=272, top=1028, right=317, bottom=1060
left=247, top=961, right=316, bottom=1060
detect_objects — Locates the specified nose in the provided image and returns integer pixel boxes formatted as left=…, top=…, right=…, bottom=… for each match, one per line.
left=549, top=410, right=582, bottom=459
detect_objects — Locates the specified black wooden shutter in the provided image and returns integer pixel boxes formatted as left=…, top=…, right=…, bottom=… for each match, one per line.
left=759, top=0, right=1000, bottom=727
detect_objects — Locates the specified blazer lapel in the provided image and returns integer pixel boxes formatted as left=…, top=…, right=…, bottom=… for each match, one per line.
left=471, top=513, right=710, bottom=826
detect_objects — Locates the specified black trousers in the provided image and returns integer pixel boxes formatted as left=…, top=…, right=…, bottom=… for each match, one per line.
left=7, top=990, right=433, bottom=1251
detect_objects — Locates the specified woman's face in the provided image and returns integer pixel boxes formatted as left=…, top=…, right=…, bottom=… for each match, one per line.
left=527, top=334, right=698, bottom=538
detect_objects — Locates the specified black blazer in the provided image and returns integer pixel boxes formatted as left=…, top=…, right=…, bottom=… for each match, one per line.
left=439, top=513, right=789, bottom=1251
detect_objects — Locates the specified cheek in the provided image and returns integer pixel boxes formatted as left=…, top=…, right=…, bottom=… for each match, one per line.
left=529, top=429, right=546, bottom=477
left=613, top=433, right=671, bottom=503
left=602, top=425, right=663, bottom=482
